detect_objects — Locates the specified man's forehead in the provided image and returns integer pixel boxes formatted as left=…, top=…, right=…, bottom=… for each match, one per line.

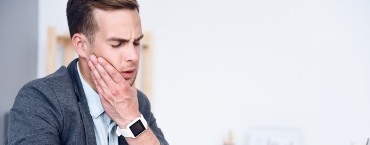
left=93, top=8, right=140, bottom=21
left=93, top=9, right=142, bottom=39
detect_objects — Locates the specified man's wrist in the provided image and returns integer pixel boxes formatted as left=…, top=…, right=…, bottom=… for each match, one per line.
left=116, top=114, right=148, bottom=138
left=116, top=111, right=141, bottom=127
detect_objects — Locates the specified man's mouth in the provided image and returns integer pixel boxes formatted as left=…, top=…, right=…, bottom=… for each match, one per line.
left=121, top=69, right=135, bottom=79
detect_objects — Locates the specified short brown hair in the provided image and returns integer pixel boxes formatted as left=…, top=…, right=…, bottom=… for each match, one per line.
left=66, top=0, right=139, bottom=43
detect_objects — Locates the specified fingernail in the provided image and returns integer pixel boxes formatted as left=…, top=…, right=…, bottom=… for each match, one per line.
left=98, top=57, right=103, bottom=64
left=89, top=55, right=95, bottom=61
left=88, top=61, right=92, bottom=67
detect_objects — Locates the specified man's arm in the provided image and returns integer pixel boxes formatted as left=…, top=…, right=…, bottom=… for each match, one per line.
left=137, top=90, right=168, bottom=145
left=8, top=81, right=62, bottom=145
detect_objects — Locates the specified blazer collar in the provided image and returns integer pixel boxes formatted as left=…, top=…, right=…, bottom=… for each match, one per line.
left=67, top=58, right=86, bottom=102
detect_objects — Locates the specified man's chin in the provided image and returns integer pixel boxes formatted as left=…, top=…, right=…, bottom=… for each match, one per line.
left=126, top=78, right=136, bottom=87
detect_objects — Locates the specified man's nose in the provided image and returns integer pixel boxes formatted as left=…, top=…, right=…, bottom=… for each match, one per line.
left=123, top=43, right=139, bottom=62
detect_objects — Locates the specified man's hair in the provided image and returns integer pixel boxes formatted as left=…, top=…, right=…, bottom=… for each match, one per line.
left=66, top=0, right=139, bottom=43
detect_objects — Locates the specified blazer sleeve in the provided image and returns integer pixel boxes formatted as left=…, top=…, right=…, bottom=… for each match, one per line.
left=8, top=80, right=63, bottom=145
left=138, top=90, right=169, bottom=145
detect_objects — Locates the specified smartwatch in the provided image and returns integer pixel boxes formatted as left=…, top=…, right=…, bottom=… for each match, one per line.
left=116, top=114, right=148, bottom=138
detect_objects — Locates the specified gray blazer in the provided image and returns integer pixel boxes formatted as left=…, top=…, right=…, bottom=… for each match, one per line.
left=8, top=59, right=168, bottom=145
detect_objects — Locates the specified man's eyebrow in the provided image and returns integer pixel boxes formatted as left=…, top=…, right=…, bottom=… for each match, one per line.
left=107, top=34, right=144, bottom=42
left=135, top=34, right=144, bottom=41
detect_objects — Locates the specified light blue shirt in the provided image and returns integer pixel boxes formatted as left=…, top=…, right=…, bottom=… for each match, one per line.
left=77, top=62, right=118, bottom=145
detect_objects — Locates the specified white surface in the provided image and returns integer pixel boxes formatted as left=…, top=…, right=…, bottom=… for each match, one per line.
left=38, top=0, right=370, bottom=145
left=38, top=0, right=69, bottom=77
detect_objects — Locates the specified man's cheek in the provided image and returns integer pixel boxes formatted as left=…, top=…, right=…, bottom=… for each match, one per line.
left=103, top=57, right=120, bottom=71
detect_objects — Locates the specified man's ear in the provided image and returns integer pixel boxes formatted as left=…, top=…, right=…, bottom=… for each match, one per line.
left=72, top=33, right=90, bottom=59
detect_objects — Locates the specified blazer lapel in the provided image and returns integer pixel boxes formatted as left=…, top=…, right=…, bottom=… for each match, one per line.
left=68, top=58, right=97, bottom=145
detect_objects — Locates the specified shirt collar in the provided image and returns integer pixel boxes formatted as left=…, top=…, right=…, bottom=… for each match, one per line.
left=77, top=61, right=104, bottom=119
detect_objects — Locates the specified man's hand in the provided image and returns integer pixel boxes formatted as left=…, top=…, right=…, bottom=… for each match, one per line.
left=88, top=55, right=140, bottom=128
left=88, top=55, right=160, bottom=144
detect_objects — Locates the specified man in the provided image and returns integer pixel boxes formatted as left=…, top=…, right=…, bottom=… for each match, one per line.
left=7, top=0, right=168, bottom=145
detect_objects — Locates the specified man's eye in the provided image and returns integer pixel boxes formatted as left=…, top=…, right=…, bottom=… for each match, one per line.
left=111, top=43, right=122, bottom=48
left=133, top=41, right=141, bottom=46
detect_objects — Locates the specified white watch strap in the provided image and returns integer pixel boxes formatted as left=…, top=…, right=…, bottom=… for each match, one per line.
left=116, top=114, right=148, bottom=138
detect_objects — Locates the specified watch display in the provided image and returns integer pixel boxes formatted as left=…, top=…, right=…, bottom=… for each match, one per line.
left=130, top=119, right=146, bottom=136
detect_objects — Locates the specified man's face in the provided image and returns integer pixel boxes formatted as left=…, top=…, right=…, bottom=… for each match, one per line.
left=89, top=9, right=142, bottom=86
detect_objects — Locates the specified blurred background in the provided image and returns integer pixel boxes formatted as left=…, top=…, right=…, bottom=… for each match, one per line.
left=1, top=0, right=370, bottom=145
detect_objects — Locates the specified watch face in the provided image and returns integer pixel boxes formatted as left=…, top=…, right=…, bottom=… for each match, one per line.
left=130, top=120, right=145, bottom=137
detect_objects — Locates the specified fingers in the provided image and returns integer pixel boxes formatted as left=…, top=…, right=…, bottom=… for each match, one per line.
left=88, top=55, right=141, bottom=126
left=88, top=60, right=110, bottom=96
left=91, top=72, right=114, bottom=107
left=89, top=55, right=125, bottom=84
left=88, top=54, right=130, bottom=102
left=90, top=71, right=103, bottom=97
left=97, top=57, right=125, bottom=84
left=89, top=55, right=116, bottom=86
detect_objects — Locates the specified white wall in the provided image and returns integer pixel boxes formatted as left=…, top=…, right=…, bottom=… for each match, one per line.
left=140, top=0, right=370, bottom=145
left=38, top=0, right=370, bottom=145
left=38, top=0, right=69, bottom=77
